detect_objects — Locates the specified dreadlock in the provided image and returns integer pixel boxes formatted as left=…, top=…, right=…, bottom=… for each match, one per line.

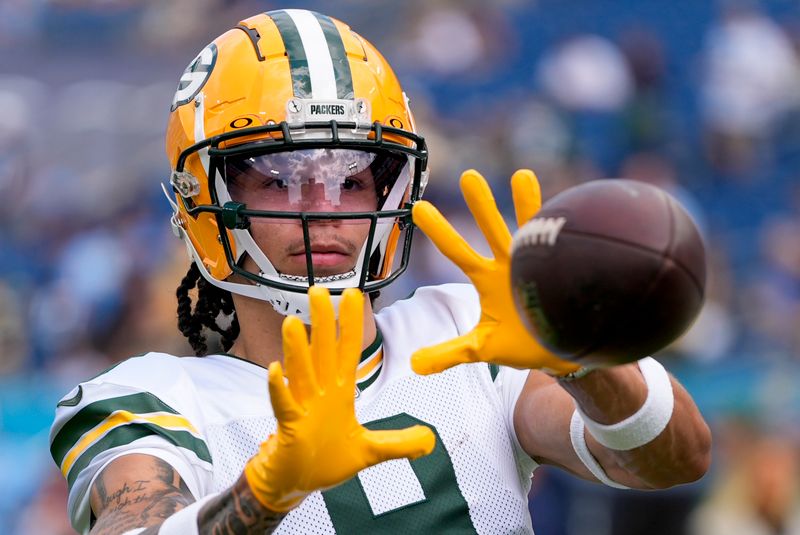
left=176, top=262, right=240, bottom=356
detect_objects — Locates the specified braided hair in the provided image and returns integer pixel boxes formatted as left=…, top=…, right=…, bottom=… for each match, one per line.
left=176, top=262, right=381, bottom=356
left=176, top=263, right=240, bottom=356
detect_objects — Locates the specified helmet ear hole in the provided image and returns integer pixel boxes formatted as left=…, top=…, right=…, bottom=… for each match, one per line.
left=368, top=221, right=403, bottom=282
left=179, top=194, right=196, bottom=212
left=368, top=247, right=382, bottom=279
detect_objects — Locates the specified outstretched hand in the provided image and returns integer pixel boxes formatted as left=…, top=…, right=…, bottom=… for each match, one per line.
left=411, top=169, right=580, bottom=376
left=245, top=286, right=436, bottom=512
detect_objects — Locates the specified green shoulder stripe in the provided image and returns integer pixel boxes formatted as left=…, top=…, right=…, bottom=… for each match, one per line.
left=66, top=423, right=210, bottom=489
left=51, top=392, right=187, bottom=467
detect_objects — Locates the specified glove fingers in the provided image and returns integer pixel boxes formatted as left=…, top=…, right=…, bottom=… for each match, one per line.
left=362, top=425, right=436, bottom=465
left=460, top=170, right=513, bottom=261
left=411, top=332, right=479, bottom=375
left=282, top=315, right=319, bottom=401
left=482, top=325, right=581, bottom=374
left=267, top=361, right=301, bottom=421
left=309, top=286, right=337, bottom=387
left=337, top=288, right=364, bottom=387
left=412, top=201, right=485, bottom=273
left=511, top=169, right=542, bottom=227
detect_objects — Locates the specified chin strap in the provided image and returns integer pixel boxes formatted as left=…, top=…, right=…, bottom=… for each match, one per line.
left=263, top=269, right=359, bottom=324
left=278, top=269, right=357, bottom=283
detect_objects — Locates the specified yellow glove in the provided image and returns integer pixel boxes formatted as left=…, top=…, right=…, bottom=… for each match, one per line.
left=411, top=169, right=581, bottom=376
left=245, top=286, right=436, bottom=512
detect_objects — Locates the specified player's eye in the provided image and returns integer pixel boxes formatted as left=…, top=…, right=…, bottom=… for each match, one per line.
left=342, top=177, right=361, bottom=191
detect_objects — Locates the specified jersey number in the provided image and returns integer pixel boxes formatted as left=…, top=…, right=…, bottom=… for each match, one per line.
left=322, top=413, right=477, bottom=533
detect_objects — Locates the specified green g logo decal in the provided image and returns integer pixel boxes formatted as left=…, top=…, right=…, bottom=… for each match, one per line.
left=171, top=43, right=217, bottom=111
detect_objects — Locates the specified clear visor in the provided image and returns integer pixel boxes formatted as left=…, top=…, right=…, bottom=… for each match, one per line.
left=224, top=148, right=410, bottom=214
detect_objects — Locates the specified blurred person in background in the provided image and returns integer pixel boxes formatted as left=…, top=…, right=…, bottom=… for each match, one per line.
left=537, top=32, right=633, bottom=174
left=617, top=27, right=672, bottom=154
left=700, top=1, right=800, bottom=177
left=740, top=215, right=800, bottom=355
left=47, top=8, right=710, bottom=534
left=12, top=467, right=74, bottom=535
left=690, top=421, right=800, bottom=535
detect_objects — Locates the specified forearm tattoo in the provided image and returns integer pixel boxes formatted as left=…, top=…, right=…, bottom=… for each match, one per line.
left=198, top=475, right=286, bottom=534
left=90, top=457, right=193, bottom=534
left=91, top=456, right=285, bottom=534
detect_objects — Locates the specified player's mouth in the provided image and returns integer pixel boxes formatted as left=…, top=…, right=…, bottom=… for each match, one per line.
left=286, top=242, right=356, bottom=273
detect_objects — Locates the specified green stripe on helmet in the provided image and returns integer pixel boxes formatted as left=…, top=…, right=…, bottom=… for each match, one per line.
left=312, top=12, right=354, bottom=99
left=269, top=10, right=312, bottom=98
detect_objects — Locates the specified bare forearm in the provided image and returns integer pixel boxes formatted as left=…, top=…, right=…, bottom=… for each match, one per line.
left=90, top=455, right=287, bottom=535
left=561, top=364, right=647, bottom=423
left=559, top=364, right=712, bottom=488
left=198, top=475, right=286, bottom=534
left=92, top=476, right=285, bottom=535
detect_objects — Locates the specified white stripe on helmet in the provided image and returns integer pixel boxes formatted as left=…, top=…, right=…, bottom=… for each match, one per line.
left=285, top=9, right=338, bottom=99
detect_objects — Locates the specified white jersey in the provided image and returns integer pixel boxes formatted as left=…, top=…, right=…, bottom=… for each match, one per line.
left=50, top=284, right=538, bottom=534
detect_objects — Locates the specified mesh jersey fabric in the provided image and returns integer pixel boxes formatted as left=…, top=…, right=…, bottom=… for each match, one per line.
left=50, top=283, right=538, bottom=534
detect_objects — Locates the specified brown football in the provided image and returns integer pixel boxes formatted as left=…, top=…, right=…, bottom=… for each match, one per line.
left=510, top=179, right=706, bottom=366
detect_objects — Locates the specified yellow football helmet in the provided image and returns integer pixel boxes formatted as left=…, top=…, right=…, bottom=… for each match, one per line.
left=164, top=9, right=428, bottom=321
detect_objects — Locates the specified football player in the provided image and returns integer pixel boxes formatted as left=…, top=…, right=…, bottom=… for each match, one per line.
left=50, top=9, right=711, bottom=534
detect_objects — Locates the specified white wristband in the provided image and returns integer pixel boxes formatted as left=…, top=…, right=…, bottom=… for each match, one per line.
left=569, top=410, right=629, bottom=489
left=576, top=357, right=674, bottom=451
left=156, top=492, right=220, bottom=534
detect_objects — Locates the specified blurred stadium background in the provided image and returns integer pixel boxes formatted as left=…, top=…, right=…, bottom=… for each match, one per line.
left=3, top=0, right=800, bottom=533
